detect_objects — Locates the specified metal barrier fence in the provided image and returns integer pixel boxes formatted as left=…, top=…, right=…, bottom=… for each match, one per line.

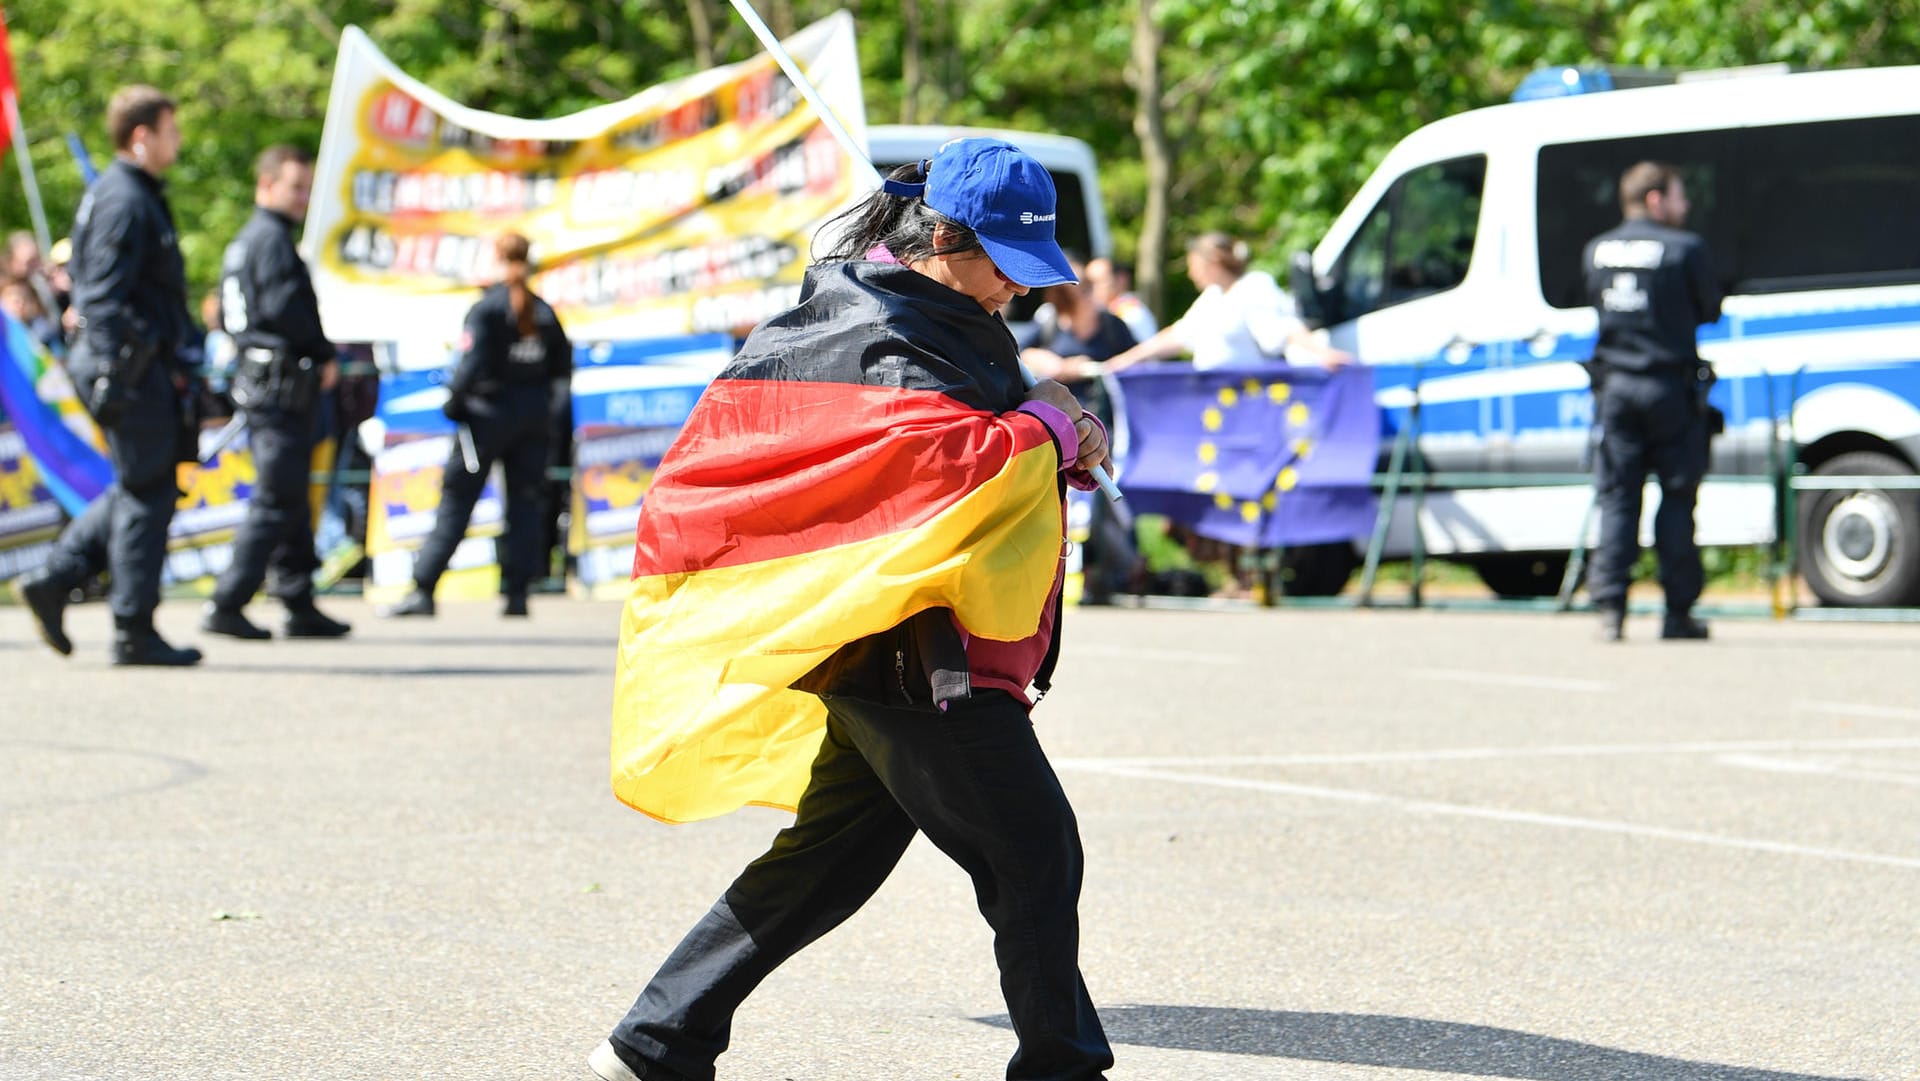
left=1262, top=363, right=1920, bottom=624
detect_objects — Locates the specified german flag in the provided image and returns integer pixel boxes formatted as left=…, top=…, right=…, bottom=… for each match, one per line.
left=611, top=266, right=1068, bottom=824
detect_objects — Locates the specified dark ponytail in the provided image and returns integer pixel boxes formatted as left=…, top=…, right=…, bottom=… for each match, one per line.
left=815, top=161, right=982, bottom=266
left=495, top=231, right=535, bottom=337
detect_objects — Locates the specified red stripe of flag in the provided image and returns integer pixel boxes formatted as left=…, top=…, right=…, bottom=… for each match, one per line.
left=633, top=380, right=1054, bottom=577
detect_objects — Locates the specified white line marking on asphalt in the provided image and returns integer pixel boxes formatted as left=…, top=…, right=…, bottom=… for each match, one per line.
left=1066, top=762, right=1920, bottom=871
left=1717, top=753, right=1920, bottom=788
left=1072, top=644, right=1240, bottom=666
left=1796, top=701, right=1920, bottom=722
left=1407, top=668, right=1612, bottom=693
left=1053, top=736, right=1920, bottom=770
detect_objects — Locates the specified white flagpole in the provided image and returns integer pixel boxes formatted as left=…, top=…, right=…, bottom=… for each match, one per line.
left=3, top=89, right=52, bottom=253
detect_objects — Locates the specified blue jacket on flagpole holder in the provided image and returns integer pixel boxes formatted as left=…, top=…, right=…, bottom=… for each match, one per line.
left=1113, top=363, right=1380, bottom=547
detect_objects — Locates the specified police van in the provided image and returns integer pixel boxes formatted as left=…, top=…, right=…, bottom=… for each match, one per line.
left=1290, top=64, right=1920, bottom=606
left=867, top=123, right=1112, bottom=324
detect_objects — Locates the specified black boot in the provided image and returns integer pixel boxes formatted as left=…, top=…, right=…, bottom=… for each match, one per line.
left=1661, top=612, right=1710, bottom=640
left=113, top=619, right=203, bottom=667
left=201, top=602, right=272, bottom=640
left=379, top=588, right=435, bottom=618
left=284, top=598, right=351, bottom=638
left=11, top=569, right=73, bottom=656
left=502, top=591, right=529, bottom=618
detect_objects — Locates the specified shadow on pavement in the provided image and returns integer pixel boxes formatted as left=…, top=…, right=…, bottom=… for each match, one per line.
left=981, top=1005, right=1865, bottom=1081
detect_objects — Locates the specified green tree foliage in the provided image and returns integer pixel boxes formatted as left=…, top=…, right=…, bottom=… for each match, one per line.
left=3, top=0, right=1915, bottom=320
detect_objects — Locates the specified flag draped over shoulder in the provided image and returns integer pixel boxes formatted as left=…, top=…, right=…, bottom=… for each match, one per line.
left=612, top=262, right=1066, bottom=824
left=1115, top=363, right=1380, bottom=548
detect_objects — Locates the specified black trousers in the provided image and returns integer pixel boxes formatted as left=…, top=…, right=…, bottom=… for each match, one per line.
left=411, top=391, right=550, bottom=596
left=212, top=406, right=319, bottom=609
left=1589, top=369, right=1709, bottom=613
left=610, top=690, right=1112, bottom=1081
left=40, top=359, right=180, bottom=626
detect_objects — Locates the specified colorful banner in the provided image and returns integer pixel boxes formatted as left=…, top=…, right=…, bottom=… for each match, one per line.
left=0, top=311, right=110, bottom=514
left=161, top=425, right=260, bottom=590
left=304, top=14, right=866, bottom=349
left=1114, top=364, right=1380, bottom=548
left=362, top=368, right=504, bottom=603
left=0, top=427, right=61, bottom=579
left=567, top=334, right=728, bottom=599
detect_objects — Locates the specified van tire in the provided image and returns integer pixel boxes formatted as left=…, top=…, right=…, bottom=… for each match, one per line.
left=1798, top=451, right=1920, bottom=607
left=1275, top=543, right=1358, bottom=597
left=1471, top=553, right=1574, bottom=598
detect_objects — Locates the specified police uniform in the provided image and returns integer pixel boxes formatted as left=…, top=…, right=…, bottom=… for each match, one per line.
left=201, top=204, right=349, bottom=639
left=399, top=283, right=572, bottom=614
left=14, top=159, right=201, bottom=665
left=1582, top=216, right=1723, bottom=638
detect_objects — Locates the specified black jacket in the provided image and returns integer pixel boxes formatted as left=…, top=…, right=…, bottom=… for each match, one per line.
left=1584, top=218, right=1723, bottom=374
left=68, top=160, right=194, bottom=374
left=445, top=283, right=573, bottom=416
left=222, top=206, right=332, bottom=361
left=749, top=260, right=1061, bottom=708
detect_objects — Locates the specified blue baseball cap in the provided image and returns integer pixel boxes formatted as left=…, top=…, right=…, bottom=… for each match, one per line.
left=921, top=138, right=1077, bottom=289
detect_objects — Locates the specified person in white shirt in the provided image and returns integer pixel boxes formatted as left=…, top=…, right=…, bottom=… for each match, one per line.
left=1103, top=232, right=1350, bottom=373
left=1099, top=233, right=1352, bottom=600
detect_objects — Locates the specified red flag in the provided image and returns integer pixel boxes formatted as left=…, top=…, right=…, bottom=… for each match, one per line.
left=0, top=12, right=17, bottom=160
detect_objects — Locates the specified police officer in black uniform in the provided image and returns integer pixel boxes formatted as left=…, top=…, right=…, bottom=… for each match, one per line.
left=10, top=86, right=202, bottom=666
left=199, top=145, right=351, bottom=642
left=383, top=231, right=572, bottom=619
left=1583, top=160, right=1724, bottom=642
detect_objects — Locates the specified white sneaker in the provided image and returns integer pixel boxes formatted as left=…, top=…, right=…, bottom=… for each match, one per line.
left=588, top=1039, right=645, bottom=1081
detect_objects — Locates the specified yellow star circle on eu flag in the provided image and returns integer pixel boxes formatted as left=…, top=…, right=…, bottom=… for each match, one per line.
left=1192, top=379, right=1316, bottom=509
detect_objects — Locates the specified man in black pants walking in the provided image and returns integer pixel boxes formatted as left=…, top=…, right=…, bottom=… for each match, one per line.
left=200, top=145, right=351, bottom=642
left=1583, top=160, right=1724, bottom=642
left=11, top=86, right=202, bottom=666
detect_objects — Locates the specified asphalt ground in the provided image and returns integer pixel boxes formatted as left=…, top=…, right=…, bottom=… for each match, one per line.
left=3, top=595, right=1916, bottom=1081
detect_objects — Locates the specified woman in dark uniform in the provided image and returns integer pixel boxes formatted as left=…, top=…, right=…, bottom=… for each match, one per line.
left=384, top=231, right=572, bottom=618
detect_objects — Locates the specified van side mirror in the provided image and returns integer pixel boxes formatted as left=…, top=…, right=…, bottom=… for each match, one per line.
left=1288, top=249, right=1333, bottom=328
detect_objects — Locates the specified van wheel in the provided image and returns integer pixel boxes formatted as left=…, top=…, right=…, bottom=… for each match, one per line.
left=1798, top=451, right=1920, bottom=607
left=1275, top=543, right=1358, bottom=597
left=1471, top=553, right=1573, bottom=598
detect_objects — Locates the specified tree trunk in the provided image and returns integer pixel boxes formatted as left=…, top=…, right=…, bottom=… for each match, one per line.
left=685, top=0, right=714, bottom=69
left=1130, top=0, right=1172, bottom=321
left=901, top=0, right=922, bottom=124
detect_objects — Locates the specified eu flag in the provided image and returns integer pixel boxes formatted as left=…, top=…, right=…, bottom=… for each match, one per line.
left=1114, top=363, right=1379, bottom=548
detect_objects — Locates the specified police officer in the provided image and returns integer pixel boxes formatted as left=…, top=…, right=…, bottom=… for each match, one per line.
left=382, top=231, right=572, bottom=619
left=10, top=86, right=202, bottom=666
left=1583, top=160, right=1724, bottom=642
left=199, top=145, right=351, bottom=642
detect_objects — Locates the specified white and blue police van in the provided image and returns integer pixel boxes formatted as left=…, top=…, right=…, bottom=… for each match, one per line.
left=1289, top=64, right=1920, bottom=606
